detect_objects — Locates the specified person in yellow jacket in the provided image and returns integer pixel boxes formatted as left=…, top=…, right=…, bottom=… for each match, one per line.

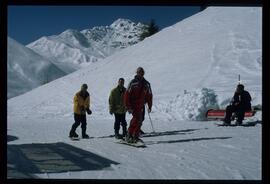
left=69, top=84, right=92, bottom=139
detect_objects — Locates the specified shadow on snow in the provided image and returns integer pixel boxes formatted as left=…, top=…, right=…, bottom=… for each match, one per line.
left=97, top=128, right=205, bottom=139
left=7, top=135, right=19, bottom=143
left=145, top=136, right=232, bottom=145
left=7, top=142, right=119, bottom=179
left=141, top=128, right=204, bottom=138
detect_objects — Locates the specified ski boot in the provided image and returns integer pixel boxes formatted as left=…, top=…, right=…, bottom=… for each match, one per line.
left=222, top=119, right=231, bottom=126
left=69, top=131, right=78, bottom=137
left=122, top=126, right=127, bottom=139
left=69, top=132, right=79, bottom=140
left=82, top=133, right=90, bottom=139
left=125, top=133, right=134, bottom=143
left=235, top=121, right=242, bottom=126
left=115, top=130, right=123, bottom=139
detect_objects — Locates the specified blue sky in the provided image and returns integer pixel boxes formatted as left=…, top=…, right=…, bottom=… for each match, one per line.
left=8, top=6, right=201, bottom=45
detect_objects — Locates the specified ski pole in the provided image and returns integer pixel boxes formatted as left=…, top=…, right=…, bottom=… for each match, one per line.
left=147, top=110, right=155, bottom=133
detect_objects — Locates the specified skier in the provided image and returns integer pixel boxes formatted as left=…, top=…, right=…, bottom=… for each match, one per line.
left=69, top=84, right=92, bottom=139
left=223, top=84, right=252, bottom=125
left=109, top=78, right=128, bottom=139
left=124, top=67, right=153, bottom=143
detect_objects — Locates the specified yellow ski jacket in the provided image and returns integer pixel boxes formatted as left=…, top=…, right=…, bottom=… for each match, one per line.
left=74, top=91, right=90, bottom=115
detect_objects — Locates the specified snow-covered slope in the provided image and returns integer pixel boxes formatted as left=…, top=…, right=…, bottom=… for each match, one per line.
left=7, top=37, right=66, bottom=99
left=9, top=7, right=262, bottom=120
left=7, top=7, right=262, bottom=179
left=27, top=19, right=146, bottom=73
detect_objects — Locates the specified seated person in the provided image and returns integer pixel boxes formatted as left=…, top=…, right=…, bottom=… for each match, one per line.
left=224, top=84, right=252, bottom=125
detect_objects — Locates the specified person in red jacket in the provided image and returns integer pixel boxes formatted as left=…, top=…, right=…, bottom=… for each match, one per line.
left=124, top=67, right=153, bottom=143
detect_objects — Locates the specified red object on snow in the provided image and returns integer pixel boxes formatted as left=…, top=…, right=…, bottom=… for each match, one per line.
left=206, top=109, right=256, bottom=120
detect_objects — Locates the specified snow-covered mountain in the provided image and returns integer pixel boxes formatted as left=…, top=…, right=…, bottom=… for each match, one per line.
left=8, top=7, right=262, bottom=179
left=9, top=6, right=261, bottom=120
left=27, top=19, right=146, bottom=73
left=7, top=37, right=66, bottom=99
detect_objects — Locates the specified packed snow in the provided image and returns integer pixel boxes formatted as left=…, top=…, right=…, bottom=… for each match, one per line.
left=7, top=7, right=262, bottom=179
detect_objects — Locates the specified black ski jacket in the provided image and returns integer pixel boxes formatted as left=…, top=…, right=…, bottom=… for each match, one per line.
left=232, top=90, right=252, bottom=111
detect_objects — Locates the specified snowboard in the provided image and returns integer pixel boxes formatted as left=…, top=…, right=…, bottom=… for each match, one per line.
left=69, top=136, right=80, bottom=141
left=115, top=139, right=146, bottom=148
left=215, top=122, right=257, bottom=127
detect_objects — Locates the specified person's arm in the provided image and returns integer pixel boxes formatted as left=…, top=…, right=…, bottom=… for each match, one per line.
left=231, top=93, right=239, bottom=106
left=85, top=95, right=92, bottom=114
left=74, top=93, right=84, bottom=113
left=74, top=94, right=80, bottom=111
left=74, top=94, right=78, bottom=105
left=247, top=92, right=252, bottom=102
left=146, top=83, right=153, bottom=112
left=85, top=95, right=90, bottom=109
left=124, top=88, right=132, bottom=113
left=109, top=90, right=114, bottom=114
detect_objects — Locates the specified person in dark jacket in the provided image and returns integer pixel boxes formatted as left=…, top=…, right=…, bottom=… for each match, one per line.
left=224, top=84, right=252, bottom=125
left=124, top=67, right=153, bottom=143
left=69, top=84, right=92, bottom=139
left=109, top=78, right=127, bottom=139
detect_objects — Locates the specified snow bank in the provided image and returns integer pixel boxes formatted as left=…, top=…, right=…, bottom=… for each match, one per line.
left=165, top=88, right=219, bottom=120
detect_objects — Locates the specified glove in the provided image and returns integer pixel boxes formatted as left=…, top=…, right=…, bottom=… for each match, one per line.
left=86, top=108, right=92, bottom=115
left=127, top=109, right=133, bottom=114
left=80, top=106, right=85, bottom=113
left=148, top=107, right=152, bottom=113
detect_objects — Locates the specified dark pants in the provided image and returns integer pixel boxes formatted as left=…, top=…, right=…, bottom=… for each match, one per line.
left=70, top=114, right=87, bottom=136
left=114, top=113, right=127, bottom=136
left=224, top=105, right=248, bottom=124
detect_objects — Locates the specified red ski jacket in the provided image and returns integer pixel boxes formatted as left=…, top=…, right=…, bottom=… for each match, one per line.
left=124, top=75, right=153, bottom=111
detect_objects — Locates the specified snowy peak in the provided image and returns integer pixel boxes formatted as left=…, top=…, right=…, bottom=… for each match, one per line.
left=81, top=18, right=145, bottom=46
left=27, top=19, right=147, bottom=73
left=59, top=29, right=91, bottom=48
left=110, top=18, right=133, bottom=27
left=110, top=18, right=144, bottom=30
left=81, top=27, right=109, bottom=42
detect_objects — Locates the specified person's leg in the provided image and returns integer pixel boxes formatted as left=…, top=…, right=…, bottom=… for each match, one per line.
left=235, top=109, right=245, bottom=125
left=133, top=110, right=144, bottom=140
left=69, top=114, right=81, bottom=137
left=114, top=114, right=121, bottom=138
left=120, top=113, right=127, bottom=137
left=81, top=115, right=88, bottom=138
left=224, top=105, right=236, bottom=124
left=127, top=110, right=141, bottom=142
left=140, top=107, right=145, bottom=134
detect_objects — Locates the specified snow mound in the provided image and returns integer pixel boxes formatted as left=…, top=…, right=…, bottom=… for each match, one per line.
left=166, top=88, right=219, bottom=120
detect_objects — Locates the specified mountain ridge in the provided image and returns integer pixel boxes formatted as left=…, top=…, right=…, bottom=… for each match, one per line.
left=27, top=18, right=147, bottom=73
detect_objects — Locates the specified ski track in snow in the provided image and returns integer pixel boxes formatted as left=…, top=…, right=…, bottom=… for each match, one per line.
left=8, top=116, right=261, bottom=179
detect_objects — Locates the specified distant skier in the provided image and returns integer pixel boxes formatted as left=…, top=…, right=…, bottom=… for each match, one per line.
left=69, top=84, right=92, bottom=139
left=124, top=67, right=153, bottom=143
left=223, top=84, right=252, bottom=125
left=109, top=78, right=128, bottom=139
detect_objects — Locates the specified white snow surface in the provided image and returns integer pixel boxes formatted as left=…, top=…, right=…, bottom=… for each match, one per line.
left=8, top=7, right=262, bottom=179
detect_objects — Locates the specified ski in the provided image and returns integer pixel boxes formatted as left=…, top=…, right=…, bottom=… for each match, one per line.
left=115, top=139, right=146, bottom=148
left=215, top=122, right=257, bottom=127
